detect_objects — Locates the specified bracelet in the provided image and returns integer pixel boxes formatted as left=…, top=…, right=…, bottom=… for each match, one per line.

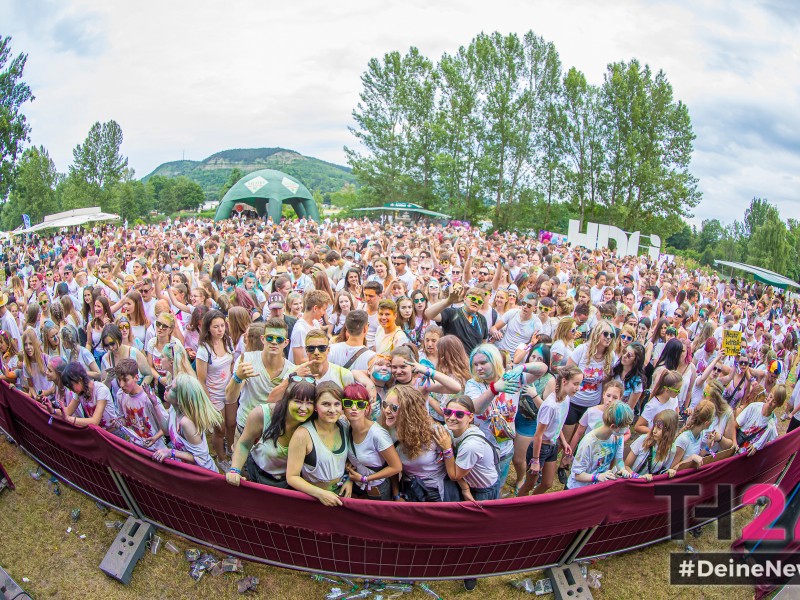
left=393, top=494, right=402, bottom=500
left=171, top=449, right=176, bottom=460
left=442, top=448, right=454, bottom=459
left=232, top=373, right=243, bottom=384
left=229, top=467, right=241, bottom=475
left=489, top=381, right=498, bottom=395
left=361, top=474, right=368, bottom=485
left=592, top=473, right=598, bottom=483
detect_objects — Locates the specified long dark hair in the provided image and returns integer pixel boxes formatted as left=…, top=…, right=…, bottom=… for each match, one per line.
left=611, top=341, right=645, bottom=386
left=654, top=338, right=685, bottom=371
left=199, top=309, right=234, bottom=353
left=525, top=342, right=552, bottom=373
left=262, top=381, right=316, bottom=446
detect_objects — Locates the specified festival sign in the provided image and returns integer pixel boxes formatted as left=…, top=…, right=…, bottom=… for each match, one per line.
left=567, top=220, right=662, bottom=260
left=722, top=329, right=743, bottom=356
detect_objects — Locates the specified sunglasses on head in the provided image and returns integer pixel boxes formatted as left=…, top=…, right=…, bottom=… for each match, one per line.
left=305, top=344, right=329, bottom=354
left=466, top=295, right=484, bottom=306
left=382, top=400, right=399, bottom=413
left=443, top=407, right=472, bottom=419
left=343, top=399, right=369, bottom=410
left=264, top=334, right=286, bottom=344
left=290, top=375, right=315, bottom=383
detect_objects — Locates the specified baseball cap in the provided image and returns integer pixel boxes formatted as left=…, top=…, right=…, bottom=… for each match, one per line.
left=268, top=292, right=284, bottom=308
left=63, top=264, right=74, bottom=272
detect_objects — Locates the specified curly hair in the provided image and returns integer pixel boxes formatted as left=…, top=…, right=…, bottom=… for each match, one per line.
left=385, top=384, right=432, bottom=459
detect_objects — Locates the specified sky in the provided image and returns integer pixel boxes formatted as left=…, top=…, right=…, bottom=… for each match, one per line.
left=2, top=0, right=799, bottom=226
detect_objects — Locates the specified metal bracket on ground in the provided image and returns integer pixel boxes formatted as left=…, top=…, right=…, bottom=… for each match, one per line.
left=0, top=459, right=13, bottom=493
left=0, top=564, right=32, bottom=600
left=545, top=563, right=594, bottom=600
left=99, top=516, right=154, bottom=585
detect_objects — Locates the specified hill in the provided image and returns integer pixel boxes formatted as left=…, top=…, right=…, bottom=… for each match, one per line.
left=141, top=147, right=355, bottom=200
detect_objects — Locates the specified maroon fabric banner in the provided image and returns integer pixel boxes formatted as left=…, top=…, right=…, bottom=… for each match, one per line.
left=3, top=381, right=799, bottom=578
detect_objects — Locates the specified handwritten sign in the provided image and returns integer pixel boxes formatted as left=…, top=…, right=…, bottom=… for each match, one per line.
left=722, top=330, right=743, bottom=357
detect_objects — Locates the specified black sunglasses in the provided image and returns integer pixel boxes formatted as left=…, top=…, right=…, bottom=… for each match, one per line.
left=305, top=344, right=329, bottom=354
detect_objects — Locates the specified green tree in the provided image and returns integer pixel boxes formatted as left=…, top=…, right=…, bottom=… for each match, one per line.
left=749, top=210, right=791, bottom=274
left=112, top=179, right=151, bottom=222
left=0, top=36, right=35, bottom=200
left=599, top=59, right=700, bottom=233
left=220, top=168, right=244, bottom=198
left=57, top=173, right=104, bottom=211
left=158, top=177, right=204, bottom=214
left=696, top=219, right=724, bottom=253
left=1, top=145, right=59, bottom=229
left=70, top=120, right=129, bottom=189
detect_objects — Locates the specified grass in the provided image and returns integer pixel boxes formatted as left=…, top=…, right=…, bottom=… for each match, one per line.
left=0, top=435, right=763, bottom=599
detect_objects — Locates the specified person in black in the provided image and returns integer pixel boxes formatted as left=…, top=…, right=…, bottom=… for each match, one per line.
left=424, top=284, right=488, bottom=354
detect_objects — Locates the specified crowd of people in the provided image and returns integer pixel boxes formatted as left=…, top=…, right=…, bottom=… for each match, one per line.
left=1, top=214, right=797, bottom=511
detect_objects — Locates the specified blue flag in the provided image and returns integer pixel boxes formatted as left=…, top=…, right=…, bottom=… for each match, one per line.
left=22, top=214, right=31, bottom=229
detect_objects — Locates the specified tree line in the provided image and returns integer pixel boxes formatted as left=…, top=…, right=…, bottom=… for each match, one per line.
left=344, top=30, right=701, bottom=237
left=0, top=36, right=204, bottom=230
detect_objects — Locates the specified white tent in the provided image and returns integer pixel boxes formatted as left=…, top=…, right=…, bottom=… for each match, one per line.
left=12, top=207, right=120, bottom=235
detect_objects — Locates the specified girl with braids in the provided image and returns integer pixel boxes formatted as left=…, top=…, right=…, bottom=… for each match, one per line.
left=287, top=382, right=353, bottom=506
left=670, top=400, right=716, bottom=469
left=426, top=335, right=471, bottom=423
left=196, top=309, right=235, bottom=464
left=702, top=379, right=737, bottom=452
left=626, top=409, right=679, bottom=478
left=227, top=380, right=316, bottom=488
left=380, top=384, right=452, bottom=502
left=635, top=370, right=683, bottom=434
left=518, top=365, right=584, bottom=496
left=343, top=383, right=402, bottom=500
left=566, top=401, right=637, bottom=489
left=147, top=374, right=222, bottom=472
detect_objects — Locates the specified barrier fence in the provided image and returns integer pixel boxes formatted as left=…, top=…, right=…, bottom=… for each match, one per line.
left=1, top=381, right=799, bottom=579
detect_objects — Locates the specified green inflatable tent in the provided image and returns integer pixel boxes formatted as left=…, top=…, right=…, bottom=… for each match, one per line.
left=214, top=169, right=320, bottom=223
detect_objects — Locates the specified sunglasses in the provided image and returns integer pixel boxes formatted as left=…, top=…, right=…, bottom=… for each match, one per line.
left=140, top=288, right=152, bottom=294
left=156, top=322, right=171, bottom=329
left=665, top=385, right=682, bottom=394
left=290, top=375, right=315, bottom=383
left=601, top=331, right=614, bottom=339
left=620, top=334, right=633, bottom=342
left=538, top=306, right=551, bottom=312
left=522, top=302, right=536, bottom=309
left=39, top=300, right=48, bottom=306
left=712, top=366, right=723, bottom=373
left=264, top=334, right=286, bottom=344
left=343, top=399, right=369, bottom=410
left=119, top=323, right=131, bottom=330
left=382, top=400, right=400, bottom=413
left=466, top=295, right=484, bottom=306
left=413, top=298, right=426, bottom=304
left=443, top=407, right=473, bottom=419
left=305, top=344, right=329, bottom=354
left=479, top=271, right=489, bottom=276
left=102, top=340, right=119, bottom=350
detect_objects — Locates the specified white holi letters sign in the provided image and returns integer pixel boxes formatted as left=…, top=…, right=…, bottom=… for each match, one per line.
left=567, top=220, right=661, bottom=260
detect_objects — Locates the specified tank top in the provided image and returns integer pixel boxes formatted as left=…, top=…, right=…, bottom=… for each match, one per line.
left=250, top=404, right=290, bottom=477
left=167, top=408, right=219, bottom=473
left=300, top=420, right=349, bottom=489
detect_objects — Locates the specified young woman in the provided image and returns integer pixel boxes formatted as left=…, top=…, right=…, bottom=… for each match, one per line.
left=120, top=290, right=150, bottom=346
left=21, top=329, right=49, bottom=396
left=736, top=384, right=786, bottom=455
left=394, top=296, right=415, bottom=343
left=226, top=306, right=251, bottom=364
left=40, top=356, right=68, bottom=410
left=196, top=309, right=235, bottom=465
left=518, top=365, right=584, bottom=495
left=625, top=409, right=679, bottom=478
left=148, top=374, right=222, bottom=471
left=388, top=345, right=462, bottom=395
left=653, top=338, right=696, bottom=414
left=182, top=304, right=207, bottom=363
left=406, top=290, right=430, bottom=346
left=60, top=295, right=83, bottom=332
left=670, top=400, right=715, bottom=469
left=433, top=395, right=499, bottom=500
left=60, top=324, right=101, bottom=380
left=610, top=342, right=645, bottom=410
left=99, top=323, right=152, bottom=397
left=227, top=380, right=316, bottom=487
left=513, top=343, right=555, bottom=494
left=117, top=315, right=142, bottom=351
left=343, top=383, right=402, bottom=500
left=337, top=268, right=363, bottom=301
left=635, top=370, right=683, bottom=434
left=285, top=292, right=303, bottom=319
left=157, top=341, right=197, bottom=391
left=87, top=296, right=114, bottom=364
left=0, top=330, right=20, bottom=385
left=425, top=334, right=471, bottom=423
left=424, top=279, right=441, bottom=305
left=41, top=320, right=61, bottom=359
left=329, top=291, right=355, bottom=339
left=701, top=379, right=737, bottom=453
left=566, top=401, right=637, bottom=489
left=286, top=382, right=352, bottom=506
left=55, top=362, right=122, bottom=433
left=419, top=325, right=442, bottom=364
left=569, top=381, right=625, bottom=457
left=719, top=352, right=753, bottom=410
left=380, top=384, right=451, bottom=502
left=550, top=317, right=577, bottom=368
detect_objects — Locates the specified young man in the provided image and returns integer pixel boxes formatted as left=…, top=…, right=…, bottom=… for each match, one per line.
left=374, top=299, right=410, bottom=355
left=228, top=317, right=295, bottom=441
left=289, top=290, right=331, bottom=364
left=264, top=292, right=296, bottom=358
left=425, top=285, right=488, bottom=354
left=490, top=292, right=541, bottom=357
left=114, top=358, right=166, bottom=449
left=328, top=310, right=376, bottom=372
left=289, top=256, right=314, bottom=293
left=362, top=281, right=383, bottom=351
left=392, top=253, right=417, bottom=292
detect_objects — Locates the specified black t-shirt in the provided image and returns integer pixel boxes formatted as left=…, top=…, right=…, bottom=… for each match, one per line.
left=440, top=306, right=487, bottom=354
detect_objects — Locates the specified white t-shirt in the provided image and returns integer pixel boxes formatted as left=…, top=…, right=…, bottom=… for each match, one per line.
left=567, top=430, right=624, bottom=489
left=464, top=379, right=520, bottom=459
left=628, top=434, right=676, bottom=475
left=536, top=392, right=570, bottom=444
left=578, top=405, right=604, bottom=432
left=640, top=396, right=679, bottom=428
left=234, top=353, right=295, bottom=429
left=348, top=423, right=394, bottom=489
left=674, top=429, right=703, bottom=461
left=736, top=402, right=778, bottom=450
left=196, top=343, right=234, bottom=409
left=570, top=345, right=615, bottom=408
left=496, top=308, right=540, bottom=352
left=453, top=426, right=498, bottom=489
left=288, top=318, right=314, bottom=360
left=329, top=343, right=376, bottom=372
left=317, top=364, right=355, bottom=389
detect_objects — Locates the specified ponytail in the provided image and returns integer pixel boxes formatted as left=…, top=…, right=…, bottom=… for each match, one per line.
left=554, top=365, right=582, bottom=401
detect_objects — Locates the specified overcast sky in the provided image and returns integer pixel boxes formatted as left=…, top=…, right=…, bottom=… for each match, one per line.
left=2, top=0, right=798, bottom=226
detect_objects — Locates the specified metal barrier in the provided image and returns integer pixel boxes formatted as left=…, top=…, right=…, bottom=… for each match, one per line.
left=2, top=381, right=799, bottom=579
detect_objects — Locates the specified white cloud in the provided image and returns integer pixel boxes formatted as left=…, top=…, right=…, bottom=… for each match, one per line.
left=3, top=0, right=798, bottom=225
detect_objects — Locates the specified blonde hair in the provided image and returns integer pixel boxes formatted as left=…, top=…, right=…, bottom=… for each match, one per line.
left=468, top=344, right=504, bottom=384
left=584, top=320, right=615, bottom=375
left=172, top=374, right=223, bottom=433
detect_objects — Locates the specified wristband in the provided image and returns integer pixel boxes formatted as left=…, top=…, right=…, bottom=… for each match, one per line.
left=489, top=381, right=498, bottom=395
left=529, top=458, right=539, bottom=468
left=442, top=448, right=454, bottom=459
left=631, top=472, right=640, bottom=479
left=232, top=373, right=243, bottom=384
left=393, top=494, right=402, bottom=500
left=592, top=473, right=598, bottom=483
left=171, top=449, right=176, bottom=460
left=229, top=467, right=241, bottom=475
left=361, top=474, right=368, bottom=485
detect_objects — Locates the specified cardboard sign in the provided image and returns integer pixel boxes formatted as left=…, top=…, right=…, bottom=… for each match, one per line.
left=723, top=330, right=743, bottom=357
